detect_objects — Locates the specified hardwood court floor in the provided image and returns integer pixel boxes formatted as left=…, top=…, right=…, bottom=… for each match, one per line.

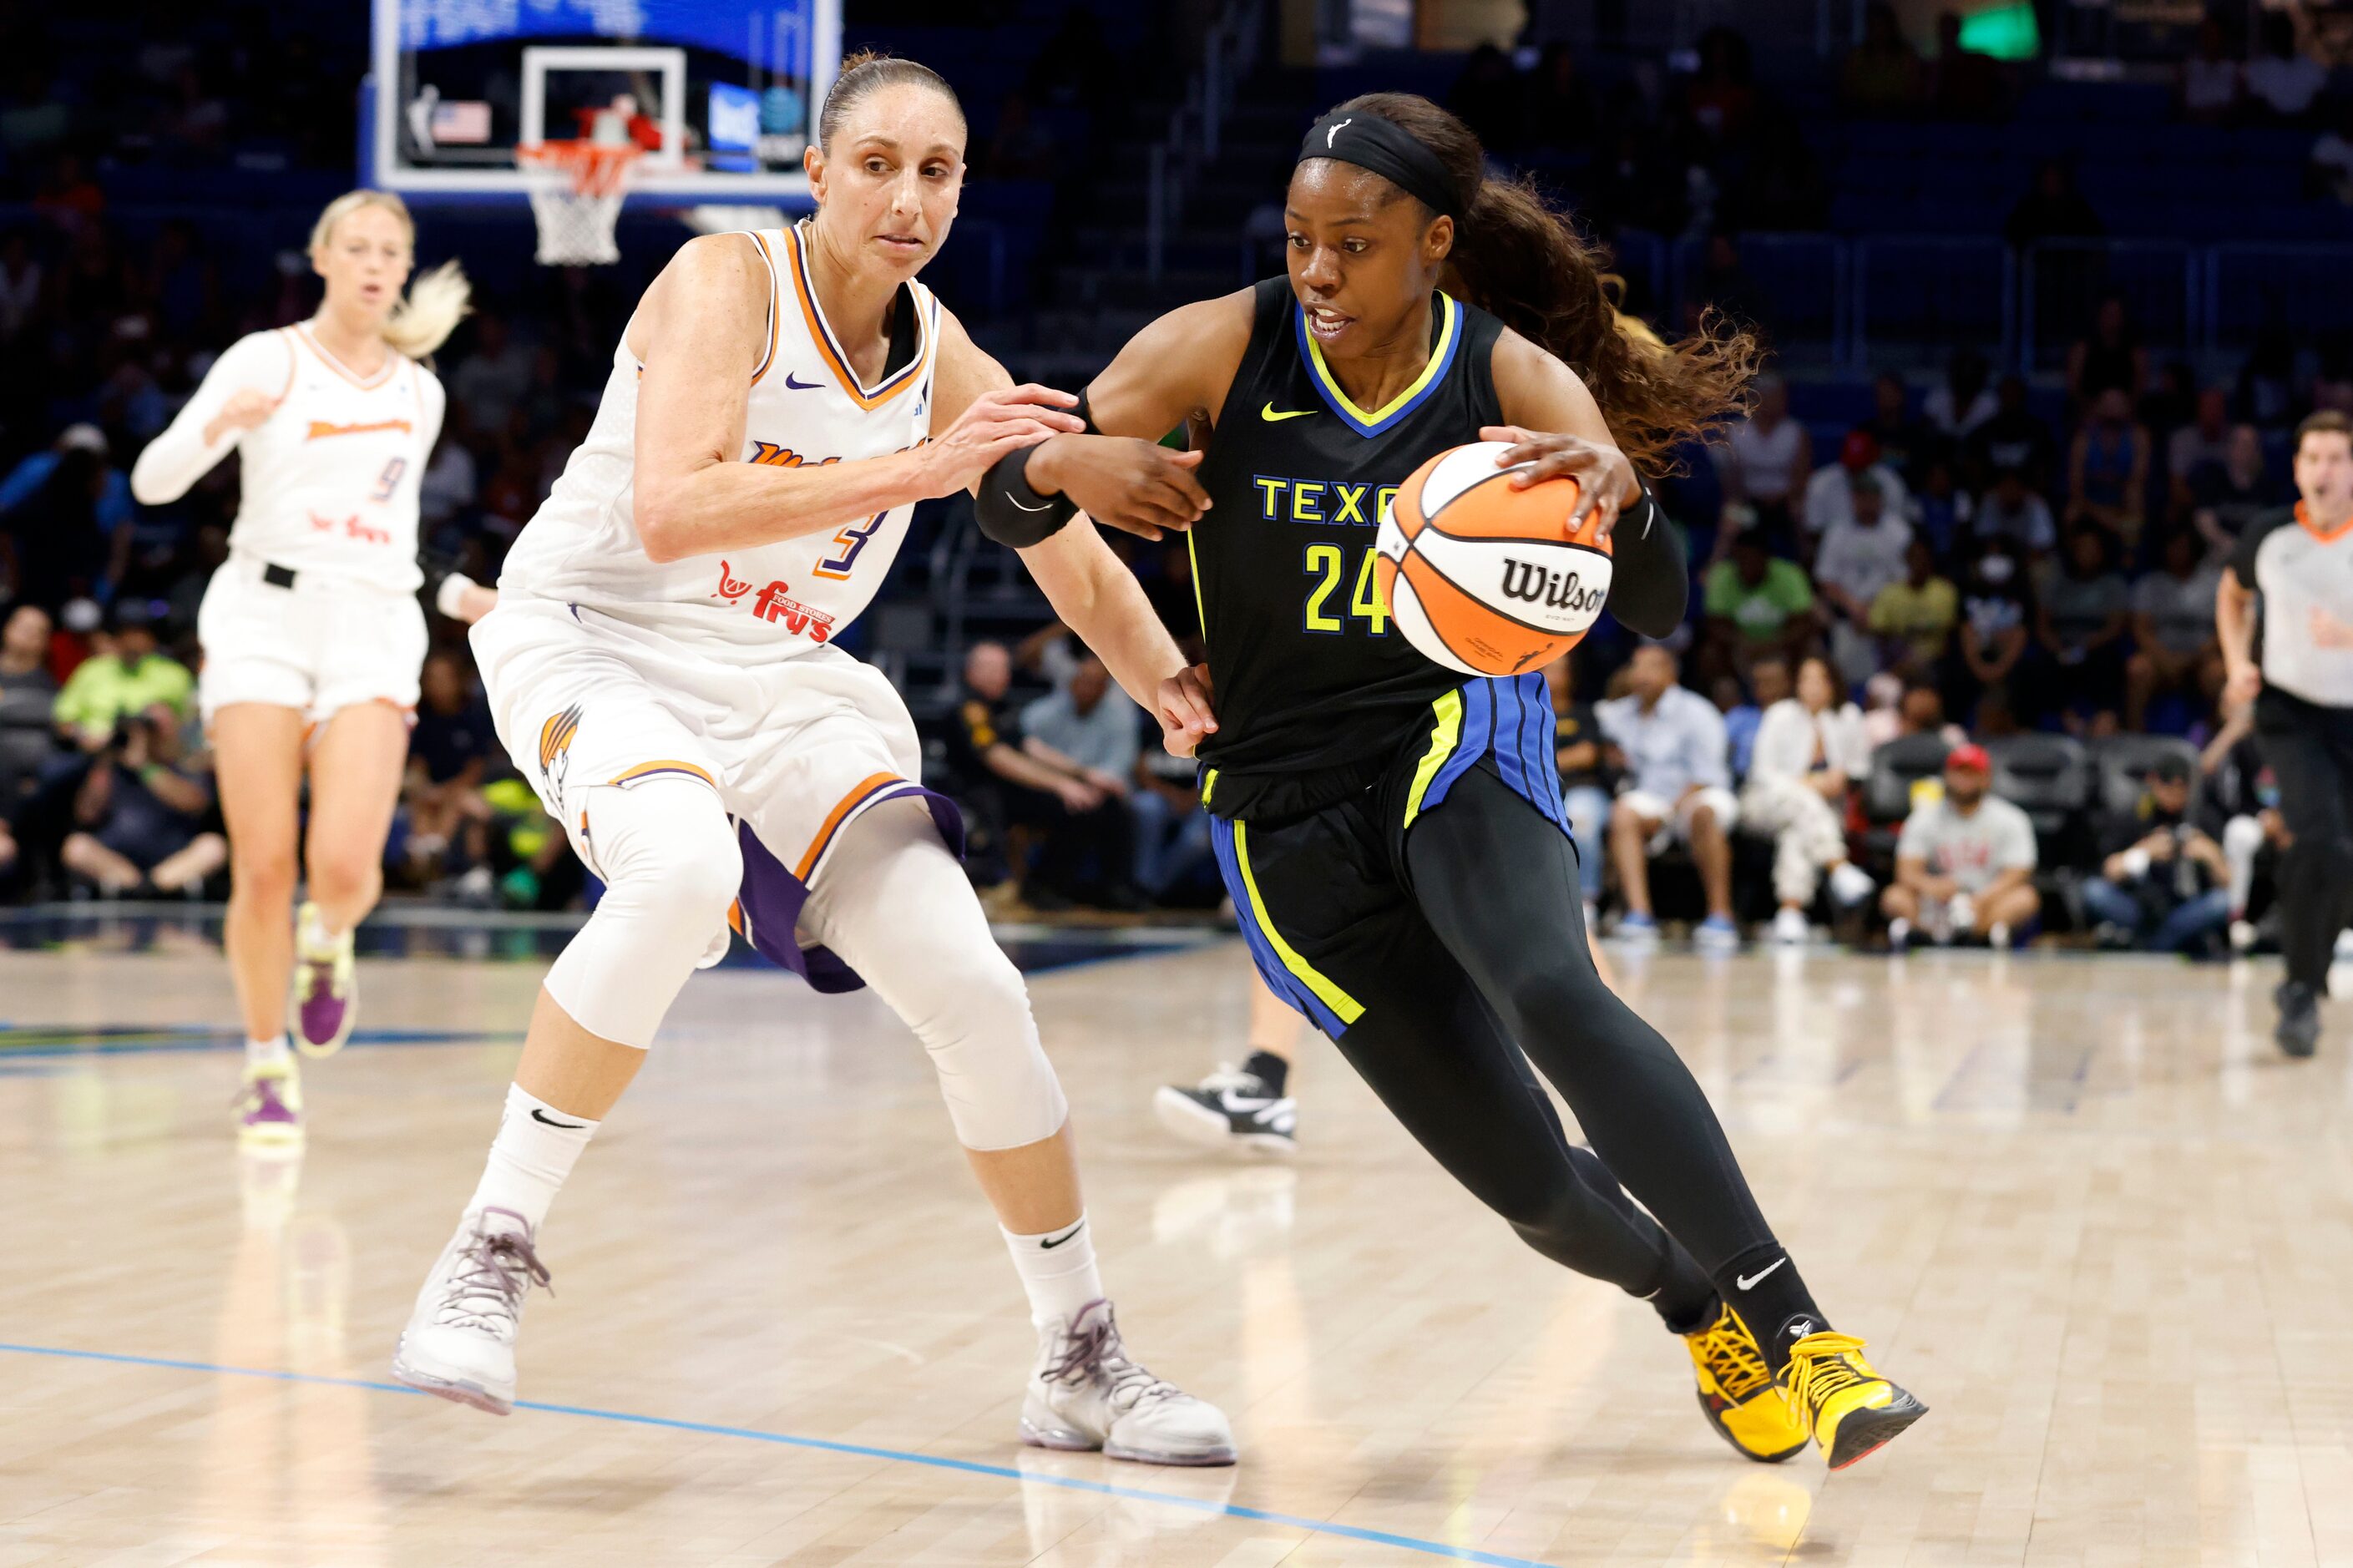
left=0, top=932, right=2347, bottom=1566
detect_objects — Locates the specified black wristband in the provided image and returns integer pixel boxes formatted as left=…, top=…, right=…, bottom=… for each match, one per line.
left=974, top=443, right=1079, bottom=549
left=1607, top=483, right=1689, bottom=640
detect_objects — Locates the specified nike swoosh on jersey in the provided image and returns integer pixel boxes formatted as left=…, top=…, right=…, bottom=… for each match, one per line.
left=784, top=373, right=826, bottom=391
left=1260, top=403, right=1315, bottom=422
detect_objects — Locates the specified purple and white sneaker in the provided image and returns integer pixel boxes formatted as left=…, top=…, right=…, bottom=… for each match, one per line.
left=235, top=1060, right=303, bottom=1146
left=291, top=900, right=357, bottom=1058
left=1020, top=1300, right=1236, bottom=1465
left=391, top=1206, right=551, bottom=1416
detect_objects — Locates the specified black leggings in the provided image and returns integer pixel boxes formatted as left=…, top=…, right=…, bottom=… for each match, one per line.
left=2258, top=691, right=2353, bottom=988
left=1233, top=761, right=1822, bottom=1349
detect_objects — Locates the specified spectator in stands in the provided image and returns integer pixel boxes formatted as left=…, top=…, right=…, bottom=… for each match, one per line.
left=2168, top=387, right=2234, bottom=524
left=1910, top=455, right=1973, bottom=560
left=1966, top=374, right=2062, bottom=494
left=2005, top=159, right=2103, bottom=251
left=946, top=641, right=1134, bottom=913
left=0, top=604, right=57, bottom=814
left=2191, top=424, right=2277, bottom=555
left=1713, top=372, right=1810, bottom=544
left=2310, top=98, right=2353, bottom=204
left=2068, top=297, right=2149, bottom=412
left=2125, top=528, right=2224, bottom=731
left=0, top=425, right=133, bottom=609
left=2037, top=524, right=2131, bottom=733
left=1131, top=742, right=1214, bottom=906
left=1841, top=2, right=1922, bottom=116
left=1870, top=538, right=1959, bottom=675
left=1520, top=43, right=1599, bottom=154
left=1718, top=658, right=1789, bottom=781
left=1685, top=26, right=1761, bottom=144
left=1746, top=655, right=1876, bottom=943
left=2245, top=11, right=2327, bottom=124
left=1804, top=430, right=1910, bottom=549
left=1951, top=539, right=2033, bottom=726
left=449, top=311, right=532, bottom=436
left=1547, top=652, right=1617, bottom=922
left=1880, top=742, right=2040, bottom=948
left=1020, top=650, right=1144, bottom=879
left=1865, top=372, right=1939, bottom=486
left=2067, top=387, right=2152, bottom=543
left=59, top=704, right=221, bottom=897
left=404, top=650, right=497, bottom=893
left=1815, top=470, right=1915, bottom=684
left=2082, top=752, right=2229, bottom=954
left=53, top=599, right=191, bottom=751
left=1966, top=461, right=2061, bottom=558
left=2199, top=690, right=2283, bottom=948
left=1893, top=681, right=1969, bottom=751
left=1928, top=10, right=2006, bottom=120
left=2180, top=17, right=2243, bottom=125
left=1701, top=527, right=1818, bottom=678
left=1924, top=349, right=1997, bottom=443
left=1602, top=645, right=1741, bottom=952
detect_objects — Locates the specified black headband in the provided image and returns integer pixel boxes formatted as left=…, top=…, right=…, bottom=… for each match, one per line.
left=1297, top=110, right=1460, bottom=218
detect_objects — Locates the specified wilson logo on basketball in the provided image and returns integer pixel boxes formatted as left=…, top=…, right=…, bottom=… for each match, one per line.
left=750, top=579, right=834, bottom=642
left=1499, top=559, right=1607, bottom=618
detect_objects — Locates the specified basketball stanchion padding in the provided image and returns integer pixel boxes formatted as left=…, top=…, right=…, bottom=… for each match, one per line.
left=1374, top=440, right=1615, bottom=676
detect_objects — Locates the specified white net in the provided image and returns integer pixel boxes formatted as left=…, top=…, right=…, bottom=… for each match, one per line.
left=517, top=141, right=639, bottom=266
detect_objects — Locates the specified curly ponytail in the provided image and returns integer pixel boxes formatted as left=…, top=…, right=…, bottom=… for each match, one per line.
left=1323, top=94, right=1760, bottom=473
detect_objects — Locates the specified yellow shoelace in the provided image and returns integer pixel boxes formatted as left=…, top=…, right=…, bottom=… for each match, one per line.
left=1784, top=1332, right=1874, bottom=1414
left=1691, top=1313, right=1774, bottom=1401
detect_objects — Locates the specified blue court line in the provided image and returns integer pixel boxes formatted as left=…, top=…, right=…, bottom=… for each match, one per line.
left=0, top=1026, right=527, bottom=1060
left=0, top=1340, right=1556, bottom=1567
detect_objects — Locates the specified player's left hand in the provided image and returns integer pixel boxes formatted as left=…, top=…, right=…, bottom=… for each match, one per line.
left=1157, top=663, right=1217, bottom=760
left=1480, top=425, right=1638, bottom=539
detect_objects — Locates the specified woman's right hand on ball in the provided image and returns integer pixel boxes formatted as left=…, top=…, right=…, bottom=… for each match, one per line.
left=203, top=388, right=281, bottom=447
left=930, top=384, right=1086, bottom=497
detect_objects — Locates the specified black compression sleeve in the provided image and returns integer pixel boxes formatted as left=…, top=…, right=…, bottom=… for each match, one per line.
left=1606, top=485, right=1688, bottom=640
left=974, top=443, right=1078, bottom=549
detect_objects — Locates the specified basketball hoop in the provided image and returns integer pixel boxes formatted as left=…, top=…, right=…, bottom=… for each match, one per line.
left=516, top=139, right=640, bottom=266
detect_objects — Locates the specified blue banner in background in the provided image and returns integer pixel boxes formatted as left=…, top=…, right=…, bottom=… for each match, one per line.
left=402, top=1, right=814, bottom=77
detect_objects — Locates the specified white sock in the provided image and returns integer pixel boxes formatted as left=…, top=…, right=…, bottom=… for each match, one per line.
left=464, top=1084, right=600, bottom=1232
left=1002, top=1214, right=1104, bottom=1331
left=246, top=1034, right=291, bottom=1069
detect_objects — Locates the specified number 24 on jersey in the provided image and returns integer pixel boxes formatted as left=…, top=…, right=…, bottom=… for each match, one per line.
left=1302, top=544, right=1391, bottom=637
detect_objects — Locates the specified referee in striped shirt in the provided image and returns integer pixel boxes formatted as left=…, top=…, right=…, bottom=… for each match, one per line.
left=2218, top=411, right=2353, bottom=1056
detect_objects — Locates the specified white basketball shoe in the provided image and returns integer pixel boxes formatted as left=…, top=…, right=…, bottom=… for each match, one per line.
left=1020, top=1300, right=1236, bottom=1465
left=390, top=1206, right=551, bottom=1415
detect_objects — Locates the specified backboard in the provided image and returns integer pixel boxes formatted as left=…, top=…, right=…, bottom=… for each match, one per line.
left=363, top=0, right=840, bottom=205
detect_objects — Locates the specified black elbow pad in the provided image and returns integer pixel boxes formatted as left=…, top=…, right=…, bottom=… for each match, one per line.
left=974, top=443, right=1078, bottom=549
left=1607, top=486, right=1689, bottom=639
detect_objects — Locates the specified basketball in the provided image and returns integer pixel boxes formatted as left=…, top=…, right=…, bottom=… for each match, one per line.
left=1373, top=440, right=1615, bottom=677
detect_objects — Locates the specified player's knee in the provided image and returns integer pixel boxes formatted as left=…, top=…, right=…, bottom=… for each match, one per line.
left=305, top=847, right=379, bottom=912
left=594, top=783, right=742, bottom=928
left=230, top=842, right=298, bottom=908
left=2224, top=814, right=2265, bottom=858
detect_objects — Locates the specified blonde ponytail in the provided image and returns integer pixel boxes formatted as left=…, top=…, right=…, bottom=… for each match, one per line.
left=309, top=189, right=473, bottom=359
left=384, top=259, right=471, bottom=358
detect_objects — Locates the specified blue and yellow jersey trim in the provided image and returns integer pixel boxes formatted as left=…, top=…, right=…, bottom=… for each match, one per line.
left=1210, top=817, right=1364, bottom=1039
left=1402, top=674, right=1571, bottom=835
left=782, top=223, right=934, bottom=412
left=1294, top=291, right=1461, bottom=438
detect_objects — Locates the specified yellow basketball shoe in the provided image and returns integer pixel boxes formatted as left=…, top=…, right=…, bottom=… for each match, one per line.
left=1778, top=1330, right=1926, bottom=1469
left=1684, top=1303, right=1809, bottom=1462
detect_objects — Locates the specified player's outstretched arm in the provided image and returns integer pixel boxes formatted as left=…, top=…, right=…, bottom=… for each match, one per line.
left=129, top=332, right=296, bottom=505
left=630, top=236, right=1080, bottom=564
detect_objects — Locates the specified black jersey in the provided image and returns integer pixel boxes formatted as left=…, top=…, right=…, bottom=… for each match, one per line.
left=1190, top=278, right=1507, bottom=819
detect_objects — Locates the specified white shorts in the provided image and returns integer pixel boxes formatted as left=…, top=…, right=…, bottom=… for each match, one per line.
left=1619, top=785, right=1740, bottom=847
left=473, top=594, right=945, bottom=928
left=196, top=554, right=427, bottom=724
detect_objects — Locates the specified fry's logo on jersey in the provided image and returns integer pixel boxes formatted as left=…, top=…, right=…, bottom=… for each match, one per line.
left=310, top=513, right=392, bottom=545
left=751, top=579, right=834, bottom=641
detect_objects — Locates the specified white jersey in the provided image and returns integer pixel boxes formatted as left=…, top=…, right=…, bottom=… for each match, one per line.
left=130, top=322, right=443, bottom=593
left=499, top=225, right=941, bottom=666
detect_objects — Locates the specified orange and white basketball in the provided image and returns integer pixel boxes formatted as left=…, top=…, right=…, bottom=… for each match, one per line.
left=1373, top=441, right=1615, bottom=677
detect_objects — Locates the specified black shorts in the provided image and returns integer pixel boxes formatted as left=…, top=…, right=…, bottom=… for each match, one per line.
left=1208, top=674, right=1573, bottom=1039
